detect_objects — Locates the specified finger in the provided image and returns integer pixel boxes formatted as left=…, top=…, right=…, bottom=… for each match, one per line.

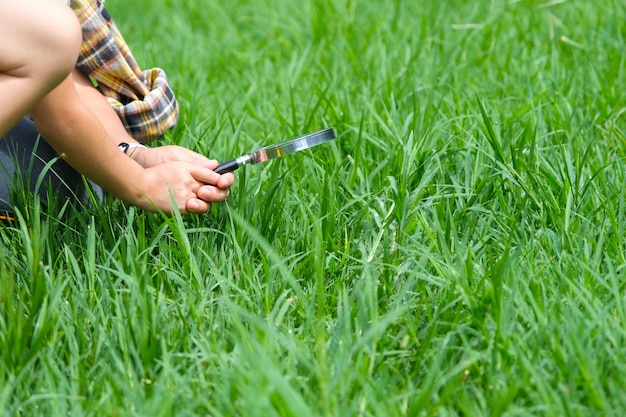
left=163, top=146, right=217, bottom=168
left=189, top=165, right=222, bottom=185
left=184, top=150, right=217, bottom=168
left=216, top=172, right=235, bottom=189
left=193, top=157, right=218, bottom=169
left=186, top=197, right=212, bottom=214
left=196, top=184, right=230, bottom=203
left=179, top=148, right=217, bottom=169
left=191, top=165, right=234, bottom=186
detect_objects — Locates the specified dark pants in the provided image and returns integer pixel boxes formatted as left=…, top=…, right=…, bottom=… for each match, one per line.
left=0, top=118, right=101, bottom=214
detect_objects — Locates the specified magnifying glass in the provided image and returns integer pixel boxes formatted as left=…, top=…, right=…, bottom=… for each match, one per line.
left=214, top=128, right=336, bottom=174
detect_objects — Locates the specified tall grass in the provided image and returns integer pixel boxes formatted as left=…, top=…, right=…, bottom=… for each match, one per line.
left=2, top=0, right=626, bottom=415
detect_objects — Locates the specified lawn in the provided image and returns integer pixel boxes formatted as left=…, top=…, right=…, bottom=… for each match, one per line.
left=2, top=0, right=626, bottom=415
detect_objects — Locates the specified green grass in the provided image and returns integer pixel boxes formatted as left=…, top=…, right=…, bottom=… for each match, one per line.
left=2, top=0, right=626, bottom=415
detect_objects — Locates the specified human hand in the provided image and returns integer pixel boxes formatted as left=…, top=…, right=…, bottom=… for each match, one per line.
left=136, top=161, right=235, bottom=215
left=129, top=145, right=215, bottom=169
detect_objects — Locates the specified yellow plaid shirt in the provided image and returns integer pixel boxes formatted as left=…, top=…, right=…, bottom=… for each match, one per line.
left=70, top=0, right=179, bottom=143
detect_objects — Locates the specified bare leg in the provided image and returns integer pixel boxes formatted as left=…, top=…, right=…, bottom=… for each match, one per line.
left=0, top=0, right=81, bottom=137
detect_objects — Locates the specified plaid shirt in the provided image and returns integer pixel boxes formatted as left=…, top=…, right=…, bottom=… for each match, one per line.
left=70, top=0, right=179, bottom=143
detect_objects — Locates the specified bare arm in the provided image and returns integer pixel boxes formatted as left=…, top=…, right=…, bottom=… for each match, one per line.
left=71, top=69, right=131, bottom=143
left=71, top=69, right=212, bottom=166
left=70, top=68, right=235, bottom=206
left=31, top=74, right=230, bottom=214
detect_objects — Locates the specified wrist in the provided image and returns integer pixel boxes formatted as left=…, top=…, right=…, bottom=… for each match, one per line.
left=118, top=142, right=147, bottom=157
left=118, top=142, right=150, bottom=166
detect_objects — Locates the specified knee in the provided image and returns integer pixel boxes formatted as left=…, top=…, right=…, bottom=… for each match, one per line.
left=1, top=2, right=83, bottom=81
left=42, top=5, right=82, bottom=80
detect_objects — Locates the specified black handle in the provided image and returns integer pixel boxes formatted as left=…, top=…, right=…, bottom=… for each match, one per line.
left=214, top=158, right=240, bottom=174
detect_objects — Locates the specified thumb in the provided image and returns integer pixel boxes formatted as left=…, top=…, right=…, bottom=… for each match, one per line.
left=189, top=164, right=221, bottom=185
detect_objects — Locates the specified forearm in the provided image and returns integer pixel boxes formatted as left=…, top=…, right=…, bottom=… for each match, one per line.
left=71, top=68, right=134, bottom=145
left=31, top=75, right=149, bottom=206
left=71, top=69, right=211, bottom=169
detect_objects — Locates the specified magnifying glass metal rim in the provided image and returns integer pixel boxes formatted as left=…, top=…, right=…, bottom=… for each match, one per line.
left=214, top=127, right=336, bottom=174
